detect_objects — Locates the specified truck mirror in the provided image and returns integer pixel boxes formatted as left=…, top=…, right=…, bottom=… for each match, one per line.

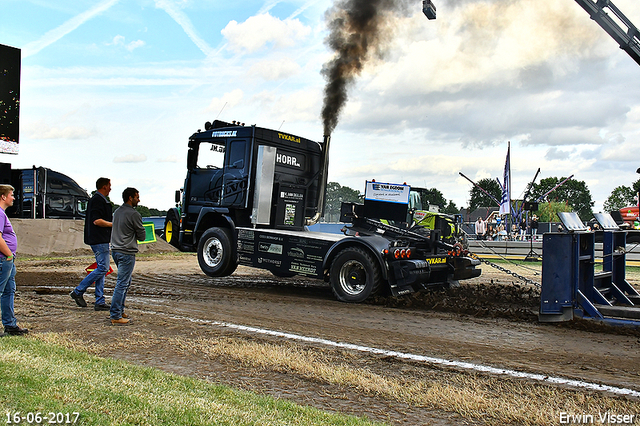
left=175, top=190, right=181, bottom=203
left=187, top=149, right=197, bottom=170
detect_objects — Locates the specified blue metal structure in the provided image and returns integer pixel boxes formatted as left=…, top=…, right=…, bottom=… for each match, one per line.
left=540, top=214, right=640, bottom=327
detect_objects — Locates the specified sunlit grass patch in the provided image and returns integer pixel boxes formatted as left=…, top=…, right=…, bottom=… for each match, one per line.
left=175, top=336, right=640, bottom=426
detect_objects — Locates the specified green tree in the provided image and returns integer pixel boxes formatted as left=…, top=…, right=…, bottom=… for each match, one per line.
left=442, top=200, right=459, bottom=215
left=325, top=182, right=362, bottom=222
left=530, top=177, right=594, bottom=221
left=468, top=178, right=501, bottom=212
left=135, top=205, right=151, bottom=217
left=149, top=208, right=167, bottom=217
left=418, top=188, right=447, bottom=209
left=536, top=201, right=572, bottom=223
left=603, top=179, right=640, bottom=212
left=603, top=185, right=636, bottom=212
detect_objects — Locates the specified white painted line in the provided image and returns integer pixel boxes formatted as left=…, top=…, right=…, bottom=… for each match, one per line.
left=140, top=309, right=640, bottom=398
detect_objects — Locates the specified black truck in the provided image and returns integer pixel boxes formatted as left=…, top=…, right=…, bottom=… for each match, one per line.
left=0, top=163, right=89, bottom=219
left=166, top=120, right=480, bottom=302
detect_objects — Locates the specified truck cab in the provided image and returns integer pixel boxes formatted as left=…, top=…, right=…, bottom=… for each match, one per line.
left=165, top=120, right=325, bottom=251
left=0, top=164, right=89, bottom=219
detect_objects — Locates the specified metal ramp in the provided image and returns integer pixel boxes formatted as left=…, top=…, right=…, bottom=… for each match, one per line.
left=539, top=212, right=640, bottom=327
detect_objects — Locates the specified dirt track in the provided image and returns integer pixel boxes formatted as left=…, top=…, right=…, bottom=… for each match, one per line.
left=11, top=254, right=640, bottom=425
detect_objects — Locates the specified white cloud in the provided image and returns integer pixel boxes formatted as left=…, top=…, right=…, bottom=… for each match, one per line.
left=113, top=154, right=148, bottom=163
left=110, top=35, right=146, bottom=52
left=221, top=13, right=311, bottom=54
left=112, top=35, right=125, bottom=45
left=249, top=58, right=301, bottom=81
left=250, top=89, right=322, bottom=125
left=26, top=124, right=94, bottom=140
left=205, top=89, right=244, bottom=115
left=125, top=40, right=145, bottom=52
left=157, top=156, right=179, bottom=163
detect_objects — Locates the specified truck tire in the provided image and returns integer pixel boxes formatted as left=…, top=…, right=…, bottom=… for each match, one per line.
left=330, top=247, right=383, bottom=303
left=197, top=227, right=237, bottom=277
left=164, top=211, right=180, bottom=248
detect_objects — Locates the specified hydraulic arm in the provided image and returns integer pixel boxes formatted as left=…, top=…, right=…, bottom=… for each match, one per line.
left=574, top=0, right=640, bottom=66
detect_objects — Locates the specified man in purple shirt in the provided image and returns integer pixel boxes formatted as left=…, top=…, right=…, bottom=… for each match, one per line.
left=0, top=184, right=28, bottom=336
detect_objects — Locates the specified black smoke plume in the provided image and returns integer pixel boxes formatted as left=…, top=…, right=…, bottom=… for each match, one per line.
left=321, top=0, right=410, bottom=136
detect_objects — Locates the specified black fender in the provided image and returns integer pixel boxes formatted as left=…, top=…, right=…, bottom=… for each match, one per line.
left=167, top=207, right=180, bottom=219
left=193, top=207, right=235, bottom=246
left=323, top=234, right=391, bottom=281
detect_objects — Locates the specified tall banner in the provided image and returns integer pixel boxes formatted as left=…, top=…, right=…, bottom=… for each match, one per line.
left=0, top=44, right=20, bottom=154
left=499, top=142, right=511, bottom=215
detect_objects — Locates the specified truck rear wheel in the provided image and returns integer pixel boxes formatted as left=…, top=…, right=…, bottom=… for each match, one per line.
left=164, top=211, right=180, bottom=248
left=197, top=227, right=237, bottom=277
left=330, top=247, right=383, bottom=303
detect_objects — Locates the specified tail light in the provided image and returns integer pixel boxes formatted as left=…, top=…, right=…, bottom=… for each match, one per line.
left=393, top=248, right=412, bottom=259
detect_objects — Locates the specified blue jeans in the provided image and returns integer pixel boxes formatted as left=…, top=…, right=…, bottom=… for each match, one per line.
left=0, top=258, right=17, bottom=328
left=74, top=243, right=110, bottom=305
left=110, top=251, right=135, bottom=320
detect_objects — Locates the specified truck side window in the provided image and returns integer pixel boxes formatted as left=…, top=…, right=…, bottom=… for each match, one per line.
left=226, top=140, right=246, bottom=169
left=197, top=142, right=225, bottom=169
left=49, top=178, right=65, bottom=190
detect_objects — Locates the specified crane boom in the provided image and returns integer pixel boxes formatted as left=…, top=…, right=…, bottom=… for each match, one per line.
left=574, top=0, right=640, bottom=66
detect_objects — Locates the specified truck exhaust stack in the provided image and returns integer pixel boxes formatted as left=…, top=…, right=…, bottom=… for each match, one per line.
left=307, top=134, right=331, bottom=226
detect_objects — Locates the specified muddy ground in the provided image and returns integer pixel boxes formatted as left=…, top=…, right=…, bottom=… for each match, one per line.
left=10, top=254, right=640, bottom=425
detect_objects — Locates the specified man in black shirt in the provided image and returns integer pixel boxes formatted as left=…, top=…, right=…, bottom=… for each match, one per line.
left=70, top=178, right=113, bottom=310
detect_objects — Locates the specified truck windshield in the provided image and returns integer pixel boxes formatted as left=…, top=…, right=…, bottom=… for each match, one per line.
left=197, top=142, right=225, bottom=169
left=409, top=191, right=424, bottom=211
left=77, top=199, right=87, bottom=214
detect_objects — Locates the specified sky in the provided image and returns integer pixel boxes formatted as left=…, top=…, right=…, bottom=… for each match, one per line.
left=1, top=0, right=640, bottom=213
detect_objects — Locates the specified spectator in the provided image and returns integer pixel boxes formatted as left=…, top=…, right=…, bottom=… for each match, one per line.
left=109, top=188, right=146, bottom=326
left=70, top=177, right=113, bottom=310
left=519, top=217, right=527, bottom=241
left=474, top=217, right=486, bottom=240
left=487, top=225, right=496, bottom=241
left=530, top=215, right=539, bottom=240
left=0, top=184, right=28, bottom=336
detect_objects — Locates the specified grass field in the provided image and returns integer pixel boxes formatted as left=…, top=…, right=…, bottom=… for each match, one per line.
left=0, top=335, right=380, bottom=426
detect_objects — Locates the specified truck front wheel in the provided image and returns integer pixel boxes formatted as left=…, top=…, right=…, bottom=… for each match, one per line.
left=330, top=247, right=383, bottom=303
left=197, top=227, right=237, bottom=277
left=164, top=211, right=180, bottom=248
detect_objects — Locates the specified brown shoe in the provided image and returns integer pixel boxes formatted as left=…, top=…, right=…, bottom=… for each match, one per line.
left=105, top=313, right=129, bottom=320
left=111, top=318, right=130, bottom=326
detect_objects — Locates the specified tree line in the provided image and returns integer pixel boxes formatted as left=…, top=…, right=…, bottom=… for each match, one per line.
left=325, top=177, right=640, bottom=223
left=91, top=190, right=166, bottom=218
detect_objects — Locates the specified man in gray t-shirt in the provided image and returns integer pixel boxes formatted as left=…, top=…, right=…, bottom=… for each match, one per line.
left=109, top=187, right=146, bottom=326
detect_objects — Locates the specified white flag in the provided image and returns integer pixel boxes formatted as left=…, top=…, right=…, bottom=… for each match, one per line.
left=499, top=143, right=511, bottom=216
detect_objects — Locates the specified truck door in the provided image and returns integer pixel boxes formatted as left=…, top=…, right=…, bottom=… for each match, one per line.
left=221, top=139, right=250, bottom=207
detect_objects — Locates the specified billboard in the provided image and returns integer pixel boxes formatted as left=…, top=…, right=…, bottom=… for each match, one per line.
left=0, top=44, right=20, bottom=154
left=363, top=181, right=410, bottom=222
